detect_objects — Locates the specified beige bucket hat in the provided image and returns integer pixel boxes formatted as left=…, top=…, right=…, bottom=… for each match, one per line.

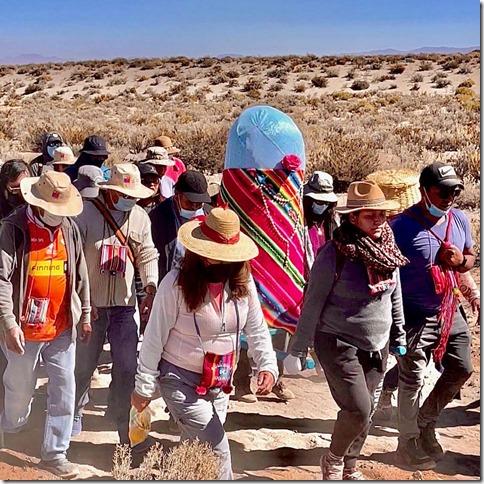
left=97, top=163, right=154, bottom=199
left=51, top=146, right=77, bottom=166
left=178, top=206, right=259, bottom=262
left=154, top=135, right=181, bottom=154
left=335, top=180, right=400, bottom=214
left=140, top=146, right=175, bottom=166
left=20, top=171, right=83, bottom=216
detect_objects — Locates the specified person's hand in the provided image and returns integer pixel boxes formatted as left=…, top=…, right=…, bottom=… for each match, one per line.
left=441, top=244, right=464, bottom=267
left=139, top=291, right=155, bottom=324
left=80, top=322, right=92, bottom=344
left=91, top=303, right=99, bottom=322
left=6, top=326, right=25, bottom=354
left=131, top=390, right=151, bottom=412
left=256, top=371, right=275, bottom=395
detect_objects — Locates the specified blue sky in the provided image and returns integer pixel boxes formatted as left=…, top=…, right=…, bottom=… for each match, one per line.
left=0, top=0, right=479, bottom=59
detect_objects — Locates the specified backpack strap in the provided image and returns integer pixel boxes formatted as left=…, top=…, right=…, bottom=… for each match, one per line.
left=404, top=208, right=453, bottom=245
left=90, top=198, right=136, bottom=265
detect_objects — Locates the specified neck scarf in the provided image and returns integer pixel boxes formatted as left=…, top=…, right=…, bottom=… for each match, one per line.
left=333, top=221, right=409, bottom=294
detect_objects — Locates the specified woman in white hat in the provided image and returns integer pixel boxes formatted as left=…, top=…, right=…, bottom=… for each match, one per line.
left=289, top=180, right=409, bottom=480
left=131, top=206, right=278, bottom=480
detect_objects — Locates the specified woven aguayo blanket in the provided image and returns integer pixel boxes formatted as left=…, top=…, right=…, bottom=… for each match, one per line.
left=220, top=168, right=305, bottom=334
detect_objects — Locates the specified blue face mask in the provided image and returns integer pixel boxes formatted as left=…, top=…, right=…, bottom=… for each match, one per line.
left=113, top=196, right=137, bottom=212
left=312, top=202, right=329, bottom=216
left=423, top=189, right=450, bottom=218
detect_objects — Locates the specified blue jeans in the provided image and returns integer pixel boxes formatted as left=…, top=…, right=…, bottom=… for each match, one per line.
left=158, top=359, right=233, bottom=480
left=75, top=306, right=138, bottom=443
left=0, top=329, right=75, bottom=461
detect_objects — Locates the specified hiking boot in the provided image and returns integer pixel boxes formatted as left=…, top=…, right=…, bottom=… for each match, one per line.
left=343, top=468, right=365, bottom=480
left=320, top=454, right=344, bottom=480
left=419, top=425, right=444, bottom=460
left=71, top=416, right=82, bottom=437
left=38, top=458, right=80, bottom=479
left=396, top=437, right=436, bottom=470
left=272, top=380, right=295, bottom=401
left=234, top=388, right=258, bottom=403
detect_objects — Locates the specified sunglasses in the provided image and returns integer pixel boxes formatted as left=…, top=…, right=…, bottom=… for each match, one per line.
left=6, top=185, right=22, bottom=195
left=438, top=188, right=462, bottom=199
left=47, top=141, right=62, bottom=147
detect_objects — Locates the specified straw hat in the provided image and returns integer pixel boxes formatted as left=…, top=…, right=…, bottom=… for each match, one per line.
left=178, top=206, right=259, bottom=262
left=303, top=171, right=338, bottom=203
left=367, top=169, right=421, bottom=216
left=20, top=171, right=83, bottom=216
left=51, top=146, right=77, bottom=166
left=140, top=146, right=175, bottom=166
left=97, top=163, right=154, bottom=199
left=335, top=180, right=400, bottom=214
left=154, top=135, right=181, bottom=154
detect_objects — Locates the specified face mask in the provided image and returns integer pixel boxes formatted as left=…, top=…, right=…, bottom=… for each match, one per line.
left=113, top=197, right=137, bottom=212
left=39, top=211, right=63, bottom=227
left=205, top=262, right=243, bottom=283
left=46, top=145, right=59, bottom=159
left=423, top=189, right=450, bottom=218
left=312, top=202, right=329, bottom=216
left=180, top=207, right=204, bottom=220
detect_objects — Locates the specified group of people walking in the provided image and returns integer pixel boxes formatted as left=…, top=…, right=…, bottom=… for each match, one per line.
left=0, top=105, right=479, bottom=480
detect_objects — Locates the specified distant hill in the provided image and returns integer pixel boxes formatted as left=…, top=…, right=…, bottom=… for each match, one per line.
left=347, top=46, right=479, bottom=56
left=0, top=54, right=68, bottom=65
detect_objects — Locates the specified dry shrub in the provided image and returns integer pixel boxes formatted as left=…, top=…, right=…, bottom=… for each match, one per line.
left=294, top=83, right=307, bottom=93
left=389, top=64, right=406, bottom=74
left=435, top=78, right=451, bottom=89
left=410, top=73, right=424, bottom=83
left=351, top=80, right=369, bottom=91
left=458, top=79, right=475, bottom=88
left=311, top=76, right=328, bottom=88
left=419, top=61, right=433, bottom=71
left=112, top=440, right=220, bottom=480
left=243, top=77, right=263, bottom=91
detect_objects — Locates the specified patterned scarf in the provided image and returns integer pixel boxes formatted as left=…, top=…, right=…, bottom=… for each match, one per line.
left=333, top=221, right=409, bottom=294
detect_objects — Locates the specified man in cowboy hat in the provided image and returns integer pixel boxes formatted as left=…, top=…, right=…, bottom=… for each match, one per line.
left=0, top=171, right=91, bottom=478
left=390, top=162, right=475, bottom=470
left=72, top=163, right=159, bottom=449
left=29, top=131, right=64, bottom=177
left=153, top=136, right=187, bottom=200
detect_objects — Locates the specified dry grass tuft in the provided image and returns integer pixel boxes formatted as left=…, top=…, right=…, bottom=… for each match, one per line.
left=112, top=440, right=221, bottom=480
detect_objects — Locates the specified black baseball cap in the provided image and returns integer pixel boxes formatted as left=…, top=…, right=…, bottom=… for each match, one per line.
left=80, top=135, right=110, bottom=156
left=419, top=162, right=464, bottom=189
left=175, top=170, right=211, bottom=203
left=138, top=162, right=159, bottom=177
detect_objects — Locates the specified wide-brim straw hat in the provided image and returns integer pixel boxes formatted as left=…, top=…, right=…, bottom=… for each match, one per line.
left=335, top=179, right=400, bottom=214
left=178, top=206, right=259, bottom=262
left=140, top=146, right=175, bottom=166
left=154, top=135, right=181, bottom=154
left=97, top=163, right=153, bottom=199
left=51, top=146, right=77, bottom=166
left=367, top=169, right=421, bottom=216
left=20, top=171, right=83, bottom=216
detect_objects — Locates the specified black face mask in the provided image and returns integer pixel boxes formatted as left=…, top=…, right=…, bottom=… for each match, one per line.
left=205, top=262, right=243, bottom=283
left=5, top=191, right=24, bottom=208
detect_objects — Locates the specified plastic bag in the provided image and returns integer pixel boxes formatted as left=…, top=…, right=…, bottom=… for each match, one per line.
left=128, top=405, right=152, bottom=447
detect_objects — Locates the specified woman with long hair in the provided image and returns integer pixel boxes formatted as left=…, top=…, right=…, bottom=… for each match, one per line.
left=131, top=206, right=278, bottom=480
left=290, top=180, right=408, bottom=480
left=0, top=159, right=30, bottom=219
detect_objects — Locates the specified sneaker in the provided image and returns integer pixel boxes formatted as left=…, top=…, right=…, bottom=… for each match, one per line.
left=272, top=380, right=295, bottom=401
left=234, top=388, right=258, bottom=403
left=343, top=468, right=365, bottom=480
left=419, top=425, right=444, bottom=460
left=38, top=458, right=80, bottom=479
left=320, top=454, right=344, bottom=480
left=396, top=437, right=436, bottom=470
left=71, top=416, right=82, bottom=437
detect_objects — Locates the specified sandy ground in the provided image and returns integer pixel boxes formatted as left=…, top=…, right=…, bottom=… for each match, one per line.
left=0, top=283, right=479, bottom=481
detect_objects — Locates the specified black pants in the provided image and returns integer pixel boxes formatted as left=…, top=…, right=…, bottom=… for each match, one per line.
left=314, top=332, right=388, bottom=470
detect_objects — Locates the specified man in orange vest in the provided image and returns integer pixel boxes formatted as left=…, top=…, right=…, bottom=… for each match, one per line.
left=0, top=171, right=91, bottom=479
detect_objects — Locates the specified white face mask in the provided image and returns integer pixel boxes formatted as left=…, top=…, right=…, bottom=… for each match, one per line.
left=179, top=207, right=204, bottom=220
left=46, top=145, right=59, bottom=159
left=39, top=210, right=63, bottom=227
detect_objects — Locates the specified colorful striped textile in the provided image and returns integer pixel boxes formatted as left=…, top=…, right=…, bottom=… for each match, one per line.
left=220, top=168, right=305, bottom=334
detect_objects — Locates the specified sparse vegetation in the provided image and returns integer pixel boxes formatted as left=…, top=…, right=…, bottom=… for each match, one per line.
left=350, top=80, right=370, bottom=91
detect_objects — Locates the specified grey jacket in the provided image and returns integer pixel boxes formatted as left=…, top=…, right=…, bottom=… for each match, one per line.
left=291, top=241, right=406, bottom=355
left=0, top=206, right=91, bottom=340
